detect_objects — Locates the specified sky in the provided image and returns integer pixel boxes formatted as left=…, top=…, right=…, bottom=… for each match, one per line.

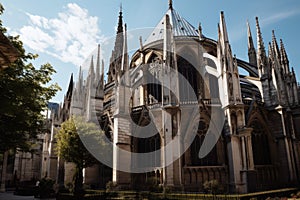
left=1, top=0, right=300, bottom=103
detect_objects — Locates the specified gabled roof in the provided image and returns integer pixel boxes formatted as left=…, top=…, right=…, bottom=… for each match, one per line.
left=145, top=8, right=199, bottom=45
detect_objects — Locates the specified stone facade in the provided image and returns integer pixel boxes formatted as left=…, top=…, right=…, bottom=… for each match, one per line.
left=43, top=1, right=300, bottom=194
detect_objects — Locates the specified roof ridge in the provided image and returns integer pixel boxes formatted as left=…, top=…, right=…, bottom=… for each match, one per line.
left=145, top=8, right=198, bottom=45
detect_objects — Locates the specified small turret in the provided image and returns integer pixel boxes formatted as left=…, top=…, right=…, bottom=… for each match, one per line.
left=219, top=11, right=229, bottom=46
left=121, top=24, right=129, bottom=72
left=255, top=17, right=268, bottom=77
left=101, top=59, right=105, bottom=87
left=271, top=30, right=280, bottom=60
left=88, top=55, right=95, bottom=78
left=108, top=6, right=125, bottom=83
left=217, top=11, right=242, bottom=106
left=280, top=39, right=290, bottom=74
left=198, top=22, right=203, bottom=40
left=117, top=4, right=123, bottom=34
left=247, top=20, right=257, bottom=66
left=95, top=44, right=101, bottom=84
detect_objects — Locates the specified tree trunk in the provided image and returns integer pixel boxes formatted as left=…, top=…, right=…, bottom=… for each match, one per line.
left=0, top=151, right=9, bottom=192
left=73, top=166, right=84, bottom=199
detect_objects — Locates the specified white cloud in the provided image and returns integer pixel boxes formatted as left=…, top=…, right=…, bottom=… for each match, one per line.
left=261, top=9, right=300, bottom=26
left=16, top=3, right=105, bottom=67
left=229, top=9, right=300, bottom=44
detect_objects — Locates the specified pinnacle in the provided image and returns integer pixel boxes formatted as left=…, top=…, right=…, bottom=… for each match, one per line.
left=169, top=0, right=173, bottom=10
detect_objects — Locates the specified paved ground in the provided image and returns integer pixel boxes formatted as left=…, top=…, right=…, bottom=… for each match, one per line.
left=0, top=192, right=55, bottom=200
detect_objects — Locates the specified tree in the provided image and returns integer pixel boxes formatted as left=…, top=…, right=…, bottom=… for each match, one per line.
left=0, top=4, right=60, bottom=153
left=55, top=116, right=108, bottom=197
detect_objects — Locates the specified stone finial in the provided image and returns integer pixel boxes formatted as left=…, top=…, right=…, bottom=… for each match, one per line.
left=89, top=55, right=94, bottom=76
left=255, top=16, right=268, bottom=76
left=271, top=30, right=280, bottom=58
left=219, top=11, right=229, bottom=43
left=247, top=20, right=257, bottom=66
left=198, top=22, right=203, bottom=39
left=117, top=4, right=123, bottom=34
left=96, top=44, right=101, bottom=83
left=280, top=39, right=289, bottom=72
left=139, top=36, right=143, bottom=50
left=255, top=16, right=265, bottom=54
left=247, top=20, right=254, bottom=50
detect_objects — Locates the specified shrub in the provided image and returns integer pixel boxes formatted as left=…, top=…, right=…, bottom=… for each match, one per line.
left=203, top=179, right=219, bottom=194
left=36, top=178, right=55, bottom=198
left=146, top=177, right=162, bottom=192
left=106, top=181, right=117, bottom=192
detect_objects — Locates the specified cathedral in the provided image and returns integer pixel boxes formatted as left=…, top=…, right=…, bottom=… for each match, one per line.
left=43, top=0, right=300, bottom=194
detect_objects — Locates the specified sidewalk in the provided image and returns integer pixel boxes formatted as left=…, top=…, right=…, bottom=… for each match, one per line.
left=0, top=192, right=55, bottom=200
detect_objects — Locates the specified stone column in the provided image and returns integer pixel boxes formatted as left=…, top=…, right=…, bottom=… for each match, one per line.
left=277, top=106, right=295, bottom=181
left=161, top=109, right=174, bottom=187
left=239, top=128, right=256, bottom=193
left=226, top=134, right=245, bottom=193
left=112, top=115, right=131, bottom=188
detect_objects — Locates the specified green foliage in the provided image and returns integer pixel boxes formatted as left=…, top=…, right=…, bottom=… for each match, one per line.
left=203, top=179, right=220, bottom=194
left=0, top=4, right=60, bottom=153
left=145, top=177, right=162, bottom=192
left=36, top=178, right=55, bottom=198
left=65, top=182, right=74, bottom=193
left=105, top=181, right=117, bottom=192
left=55, top=116, right=108, bottom=195
left=55, top=116, right=107, bottom=169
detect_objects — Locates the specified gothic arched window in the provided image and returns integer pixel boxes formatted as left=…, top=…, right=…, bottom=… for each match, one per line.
left=147, top=56, right=162, bottom=103
left=137, top=133, right=161, bottom=167
left=177, top=56, right=199, bottom=101
left=250, top=119, right=271, bottom=165
left=190, top=121, right=218, bottom=166
left=209, top=74, right=219, bottom=98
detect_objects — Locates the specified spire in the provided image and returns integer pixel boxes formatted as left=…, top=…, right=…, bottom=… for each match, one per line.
left=247, top=20, right=254, bottom=49
left=78, top=66, right=82, bottom=83
left=139, top=36, right=143, bottom=51
left=121, top=23, right=129, bottom=72
left=198, top=22, right=203, bottom=40
left=66, top=73, right=74, bottom=98
left=219, top=11, right=229, bottom=44
left=77, top=66, right=83, bottom=93
left=268, top=42, right=274, bottom=60
left=117, top=4, right=123, bottom=34
left=218, top=11, right=234, bottom=72
left=280, top=39, right=290, bottom=73
left=163, top=14, right=172, bottom=65
left=247, top=20, right=257, bottom=66
left=169, top=0, right=173, bottom=10
left=255, top=17, right=267, bottom=76
left=217, top=22, right=221, bottom=42
left=108, top=6, right=125, bottom=83
left=271, top=30, right=280, bottom=59
left=96, top=44, right=101, bottom=83
left=217, top=22, right=222, bottom=55
left=101, top=59, right=105, bottom=86
left=256, top=17, right=266, bottom=56
left=89, top=55, right=95, bottom=76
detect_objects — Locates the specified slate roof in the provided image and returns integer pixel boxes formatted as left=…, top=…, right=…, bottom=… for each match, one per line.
left=145, top=7, right=199, bottom=45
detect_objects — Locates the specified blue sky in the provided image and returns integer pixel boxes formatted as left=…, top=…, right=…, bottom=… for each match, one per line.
left=1, top=0, right=300, bottom=103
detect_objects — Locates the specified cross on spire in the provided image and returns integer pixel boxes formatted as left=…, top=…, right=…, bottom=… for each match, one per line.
left=169, top=0, right=173, bottom=9
left=117, top=3, right=123, bottom=34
